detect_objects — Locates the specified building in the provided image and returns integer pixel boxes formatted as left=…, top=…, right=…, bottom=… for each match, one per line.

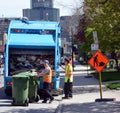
left=23, top=7, right=59, bottom=21
left=0, top=19, right=9, bottom=54
left=60, top=16, right=72, bottom=55
left=0, top=18, right=20, bottom=54
left=30, top=0, right=53, bottom=9
left=23, top=0, right=60, bottom=21
left=60, top=15, right=80, bottom=55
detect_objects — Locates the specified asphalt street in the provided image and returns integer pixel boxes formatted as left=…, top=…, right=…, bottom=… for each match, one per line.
left=0, top=65, right=120, bottom=113
left=57, top=65, right=120, bottom=113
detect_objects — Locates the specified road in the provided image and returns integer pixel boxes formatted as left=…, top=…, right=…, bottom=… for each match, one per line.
left=0, top=65, right=120, bottom=113
left=0, top=72, right=62, bottom=113
left=58, top=65, right=120, bottom=113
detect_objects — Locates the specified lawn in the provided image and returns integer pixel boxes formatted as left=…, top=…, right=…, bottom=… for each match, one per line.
left=106, top=82, right=120, bottom=89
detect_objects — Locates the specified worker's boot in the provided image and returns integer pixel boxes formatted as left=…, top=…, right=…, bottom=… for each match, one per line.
left=62, top=96, right=69, bottom=99
left=42, top=100, right=47, bottom=103
left=49, top=97, right=54, bottom=103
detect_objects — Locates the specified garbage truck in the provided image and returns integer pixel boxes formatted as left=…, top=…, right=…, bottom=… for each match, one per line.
left=4, top=18, right=61, bottom=96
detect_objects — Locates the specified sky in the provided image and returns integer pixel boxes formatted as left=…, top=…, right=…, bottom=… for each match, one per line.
left=0, top=0, right=83, bottom=18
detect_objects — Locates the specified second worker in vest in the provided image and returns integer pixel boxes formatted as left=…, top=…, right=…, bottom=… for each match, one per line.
left=60, top=58, right=73, bottom=99
left=37, top=60, right=54, bottom=103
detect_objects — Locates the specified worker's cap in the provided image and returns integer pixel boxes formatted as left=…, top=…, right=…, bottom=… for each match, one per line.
left=64, top=58, right=70, bottom=63
left=44, top=60, right=49, bottom=64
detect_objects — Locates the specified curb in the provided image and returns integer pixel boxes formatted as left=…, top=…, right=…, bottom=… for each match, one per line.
left=55, top=104, right=63, bottom=113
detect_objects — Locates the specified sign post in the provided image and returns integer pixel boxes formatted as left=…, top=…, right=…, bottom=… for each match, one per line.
left=93, top=31, right=98, bottom=43
left=88, top=50, right=115, bottom=102
left=99, top=72, right=102, bottom=100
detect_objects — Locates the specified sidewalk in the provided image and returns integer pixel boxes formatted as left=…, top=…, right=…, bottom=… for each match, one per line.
left=57, top=65, right=120, bottom=113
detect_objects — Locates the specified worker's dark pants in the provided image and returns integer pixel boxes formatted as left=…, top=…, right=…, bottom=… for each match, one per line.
left=64, top=82, right=73, bottom=97
left=43, top=82, right=53, bottom=101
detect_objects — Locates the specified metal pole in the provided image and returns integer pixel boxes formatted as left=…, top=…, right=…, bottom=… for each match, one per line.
left=99, top=72, right=102, bottom=99
left=87, top=64, right=88, bottom=75
left=72, top=45, right=74, bottom=71
left=71, top=28, right=74, bottom=71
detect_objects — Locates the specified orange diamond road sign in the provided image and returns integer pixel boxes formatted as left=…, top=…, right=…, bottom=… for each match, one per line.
left=88, top=50, right=109, bottom=72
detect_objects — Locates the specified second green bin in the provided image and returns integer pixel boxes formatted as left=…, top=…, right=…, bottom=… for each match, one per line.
left=28, top=75, right=40, bottom=103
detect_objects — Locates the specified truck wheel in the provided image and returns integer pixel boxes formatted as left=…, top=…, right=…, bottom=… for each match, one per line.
left=35, top=95, right=40, bottom=102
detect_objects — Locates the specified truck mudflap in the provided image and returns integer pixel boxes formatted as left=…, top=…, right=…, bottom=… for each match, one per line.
left=5, top=87, right=12, bottom=97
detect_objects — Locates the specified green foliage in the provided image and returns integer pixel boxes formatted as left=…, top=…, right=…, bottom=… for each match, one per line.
left=83, top=0, right=120, bottom=52
left=106, top=82, right=120, bottom=89
left=81, top=28, right=94, bottom=52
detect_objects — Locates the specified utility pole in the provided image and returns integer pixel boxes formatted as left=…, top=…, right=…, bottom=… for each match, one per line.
left=71, top=28, right=74, bottom=71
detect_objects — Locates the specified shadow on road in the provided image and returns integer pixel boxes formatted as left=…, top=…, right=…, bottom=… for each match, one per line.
left=61, top=101, right=120, bottom=113
left=0, top=90, right=12, bottom=99
left=1, top=108, right=56, bottom=113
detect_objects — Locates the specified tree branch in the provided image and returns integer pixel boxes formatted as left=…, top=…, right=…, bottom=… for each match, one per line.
left=99, top=0, right=109, bottom=5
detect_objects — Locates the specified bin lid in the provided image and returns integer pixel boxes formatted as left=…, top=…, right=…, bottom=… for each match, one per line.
left=13, top=72, right=33, bottom=78
left=12, top=75, right=29, bottom=78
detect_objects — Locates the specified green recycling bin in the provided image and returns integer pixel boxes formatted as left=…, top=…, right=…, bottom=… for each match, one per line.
left=19, top=71, right=40, bottom=103
left=12, top=74, right=29, bottom=106
left=28, top=75, right=40, bottom=103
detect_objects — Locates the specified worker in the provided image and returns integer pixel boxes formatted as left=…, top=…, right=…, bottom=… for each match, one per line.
left=37, top=60, right=54, bottom=103
left=60, top=58, right=73, bottom=99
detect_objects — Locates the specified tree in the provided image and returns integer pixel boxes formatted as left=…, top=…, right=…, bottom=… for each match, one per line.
left=83, top=0, right=120, bottom=53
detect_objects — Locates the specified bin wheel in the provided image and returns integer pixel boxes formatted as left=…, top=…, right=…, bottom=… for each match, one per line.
left=24, top=98, right=29, bottom=106
left=35, top=95, right=40, bottom=102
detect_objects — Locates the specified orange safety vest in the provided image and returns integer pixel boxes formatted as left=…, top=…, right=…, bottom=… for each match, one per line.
left=43, top=66, right=52, bottom=83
